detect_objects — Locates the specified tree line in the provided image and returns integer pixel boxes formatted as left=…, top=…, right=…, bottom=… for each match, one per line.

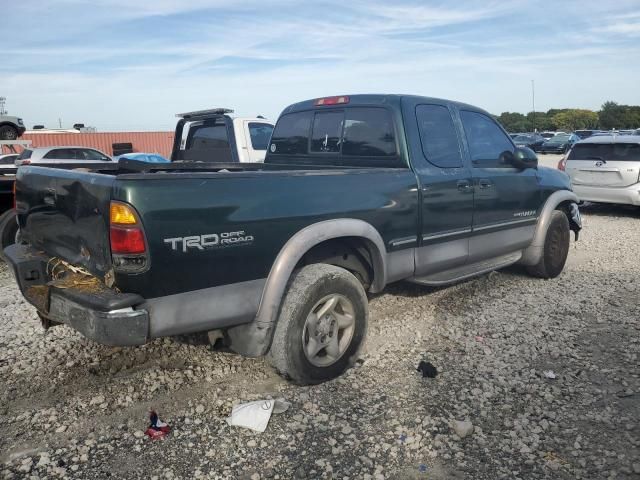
left=495, top=101, right=640, bottom=133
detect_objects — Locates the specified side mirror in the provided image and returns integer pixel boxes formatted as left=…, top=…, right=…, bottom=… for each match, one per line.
left=508, top=147, right=538, bottom=169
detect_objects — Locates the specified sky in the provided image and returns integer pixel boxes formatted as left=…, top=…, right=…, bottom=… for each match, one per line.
left=2, top=0, right=640, bottom=131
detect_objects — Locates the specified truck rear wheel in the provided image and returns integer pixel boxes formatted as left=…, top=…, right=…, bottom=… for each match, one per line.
left=268, top=264, right=368, bottom=385
left=527, top=210, right=570, bottom=279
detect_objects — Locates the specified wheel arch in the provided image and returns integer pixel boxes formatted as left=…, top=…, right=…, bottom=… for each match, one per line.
left=225, top=219, right=387, bottom=357
left=254, top=219, right=387, bottom=328
left=520, top=189, right=579, bottom=266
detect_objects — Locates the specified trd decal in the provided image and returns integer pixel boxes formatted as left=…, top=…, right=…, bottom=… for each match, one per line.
left=164, top=231, right=254, bottom=252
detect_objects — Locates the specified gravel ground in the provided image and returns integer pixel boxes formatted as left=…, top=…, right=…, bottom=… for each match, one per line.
left=1, top=190, right=639, bottom=479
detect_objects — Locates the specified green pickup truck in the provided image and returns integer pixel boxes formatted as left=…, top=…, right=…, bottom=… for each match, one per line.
left=5, top=94, right=582, bottom=384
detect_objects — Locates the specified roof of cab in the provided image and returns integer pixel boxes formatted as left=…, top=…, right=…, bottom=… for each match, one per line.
left=281, top=94, right=488, bottom=116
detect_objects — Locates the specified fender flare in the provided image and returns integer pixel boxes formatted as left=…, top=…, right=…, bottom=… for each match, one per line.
left=254, top=218, right=387, bottom=328
left=519, top=190, right=579, bottom=266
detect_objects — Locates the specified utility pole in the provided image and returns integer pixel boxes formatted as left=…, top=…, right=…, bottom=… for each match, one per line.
left=531, top=80, right=536, bottom=133
left=58, top=118, right=62, bottom=129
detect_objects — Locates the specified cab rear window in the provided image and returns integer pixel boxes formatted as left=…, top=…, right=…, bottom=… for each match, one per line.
left=569, top=143, right=640, bottom=161
left=269, top=107, right=398, bottom=164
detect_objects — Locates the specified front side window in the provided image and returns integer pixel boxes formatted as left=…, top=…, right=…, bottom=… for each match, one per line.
left=460, top=110, right=514, bottom=167
left=248, top=123, right=274, bottom=151
left=415, top=104, right=463, bottom=168
left=79, top=149, right=111, bottom=161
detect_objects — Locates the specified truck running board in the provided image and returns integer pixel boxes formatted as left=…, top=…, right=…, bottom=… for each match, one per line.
left=409, top=251, right=522, bottom=287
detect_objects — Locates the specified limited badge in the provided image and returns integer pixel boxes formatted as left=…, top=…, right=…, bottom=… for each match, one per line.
left=270, top=143, right=276, bottom=152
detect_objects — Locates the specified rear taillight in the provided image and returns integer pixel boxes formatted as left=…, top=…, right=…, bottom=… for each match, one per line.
left=109, top=201, right=148, bottom=272
left=558, top=156, right=567, bottom=171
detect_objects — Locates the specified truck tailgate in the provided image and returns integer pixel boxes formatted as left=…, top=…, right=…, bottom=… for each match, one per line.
left=15, top=166, right=115, bottom=278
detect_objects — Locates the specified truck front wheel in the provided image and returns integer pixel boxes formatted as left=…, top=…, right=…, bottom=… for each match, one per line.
left=527, top=210, right=570, bottom=279
left=268, top=264, right=368, bottom=385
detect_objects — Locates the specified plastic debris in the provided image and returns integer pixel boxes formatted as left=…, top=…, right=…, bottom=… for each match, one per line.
left=226, top=398, right=290, bottom=433
left=416, top=360, right=438, bottom=378
left=418, top=464, right=429, bottom=473
left=145, top=409, right=171, bottom=439
left=452, top=420, right=474, bottom=439
left=543, top=370, right=557, bottom=379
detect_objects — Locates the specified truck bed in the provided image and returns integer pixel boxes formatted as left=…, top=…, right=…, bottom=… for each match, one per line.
left=15, top=161, right=417, bottom=300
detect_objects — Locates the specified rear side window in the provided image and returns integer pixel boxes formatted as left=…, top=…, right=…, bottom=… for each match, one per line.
left=568, top=143, right=640, bottom=161
left=270, top=111, right=313, bottom=155
left=460, top=110, right=514, bottom=167
left=248, top=123, right=273, bottom=150
left=416, top=105, right=463, bottom=168
left=0, top=155, right=17, bottom=164
left=343, top=108, right=397, bottom=157
left=18, top=149, right=32, bottom=160
left=43, top=149, right=73, bottom=160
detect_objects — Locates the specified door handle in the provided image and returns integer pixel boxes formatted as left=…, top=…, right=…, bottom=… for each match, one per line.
left=478, top=179, right=492, bottom=189
left=457, top=180, right=473, bottom=192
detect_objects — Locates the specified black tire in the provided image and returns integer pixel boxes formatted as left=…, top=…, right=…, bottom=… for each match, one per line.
left=527, top=210, right=570, bottom=279
left=268, top=264, right=368, bottom=385
left=0, top=125, right=19, bottom=140
left=0, top=209, right=18, bottom=261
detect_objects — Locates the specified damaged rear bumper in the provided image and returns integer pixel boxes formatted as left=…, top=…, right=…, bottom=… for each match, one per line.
left=4, top=243, right=149, bottom=346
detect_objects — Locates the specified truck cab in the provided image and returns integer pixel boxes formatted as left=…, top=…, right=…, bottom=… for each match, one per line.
left=171, top=108, right=274, bottom=163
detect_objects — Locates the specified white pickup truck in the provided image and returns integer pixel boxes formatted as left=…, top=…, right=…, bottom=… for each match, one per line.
left=172, top=108, right=274, bottom=163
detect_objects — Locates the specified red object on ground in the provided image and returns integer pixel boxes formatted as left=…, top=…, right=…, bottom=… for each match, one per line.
left=145, top=426, right=170, bottom=439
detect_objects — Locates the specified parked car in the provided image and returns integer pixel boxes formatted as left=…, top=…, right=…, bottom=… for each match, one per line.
left=541, top=131, right=563, bottom=139
left=0, top=153, right=19, bottom=169
left=173, top=108, right=274, bottom=163
left=0, top=115, right=26, bottom=140
left=115, top=153, right=169, bottom=163
left=5, top=94, right=581, bottom=384
left=560, top=135, right=640, bottom=206
left=538, top=133, right=580, bottom=154
left=512, top=133, right=546, bottom=151
left=15, top=146, right=113, bottom=166
left=574, top=130, right=596, bottom=139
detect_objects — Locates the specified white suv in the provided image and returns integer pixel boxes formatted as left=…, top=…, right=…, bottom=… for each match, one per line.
left=16, top=146, right=114, bottom=166
left=562, top=135, right=640, bottom=206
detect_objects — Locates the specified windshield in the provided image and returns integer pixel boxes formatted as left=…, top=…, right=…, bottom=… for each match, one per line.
left=568, top=143, right=640, bottom=161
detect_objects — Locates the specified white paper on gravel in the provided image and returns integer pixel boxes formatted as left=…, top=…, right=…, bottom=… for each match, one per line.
left=226, top=398, right=291, bottom=433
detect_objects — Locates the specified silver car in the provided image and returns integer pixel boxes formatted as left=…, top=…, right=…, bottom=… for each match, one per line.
left=0, top=153, right=19, bottom=169
left=15, top=146, right=113, bottom=166
left=562, top=135, right=640, bottom=206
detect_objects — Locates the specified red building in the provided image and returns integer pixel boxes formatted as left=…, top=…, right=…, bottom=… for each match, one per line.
left=17, top=131, right=174, bottom=158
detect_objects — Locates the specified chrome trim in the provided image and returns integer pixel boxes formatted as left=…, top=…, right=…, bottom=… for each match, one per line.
left=422, top=228, right=472, bottom=242
left=472, top=217, right=537, bottom=232
left=389, top=236, right=417, bottom=247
